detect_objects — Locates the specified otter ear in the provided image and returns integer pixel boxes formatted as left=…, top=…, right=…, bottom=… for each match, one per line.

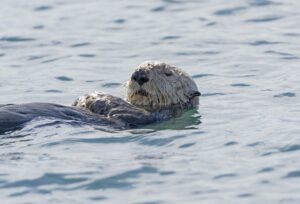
left=187, top=90, right=201, bottom=99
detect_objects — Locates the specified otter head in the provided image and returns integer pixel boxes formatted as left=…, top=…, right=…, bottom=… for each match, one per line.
left=127, top=61, right=201, bottom=111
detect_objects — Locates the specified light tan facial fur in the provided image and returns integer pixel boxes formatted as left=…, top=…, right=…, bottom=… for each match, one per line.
left=127, top=61, right=200, bottom=110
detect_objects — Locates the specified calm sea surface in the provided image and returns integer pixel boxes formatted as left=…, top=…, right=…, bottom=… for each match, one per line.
left=0, top=0, right=300, bottom=203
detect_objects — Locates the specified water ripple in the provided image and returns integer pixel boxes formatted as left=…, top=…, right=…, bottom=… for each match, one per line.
left=213, top=173, right=238, bottom=180
left=249, top=0, right=279, bottom=7
left=247, top=142, right=264, bottom=147
left=245, top=15, right=283, bottom=23
left=41, top=56, right=70, bottom=64
left=237, top=193, right=253, bottom=198
left=161, top=35, right=181, bottom=40
left=101, top=82, right=122, bottom=88
left=231, top=83, right=251, bottom=87
left=89, top=196, right=107, bottom=201
left=34, top=6, right=53, bottom=11
left=249, top=40, right=280, bottom=46
left=44, top=89, right=63, bottom=93
left=78, top=54, right=96, bottom=58
left=258, top=167, right=274, bottom=173
left=192, top=74, right=215, bottom=78
left=214, top=6, right=247, bottom=16
left=81, top=166, right=158, bottom=190
left=28, top=55, right=47, bottom=61
left=0, top=37, right=35, bottom=42
left=224, top=141, right=238, bottom=146
left=113, top=19, right=126, bottom=24
left=201, top=93, right=226, bottom=97
left=179, top=142, right=196, bottom=148
left=1, top=173, right=87, bottom=189
left=71, top=42, right=91, bottom=47
left=56, top=76, right=73, bottom=81
left=33, top=25, right=44, bottom=30
left=284, top=170, right=300, bottom=178
left=279, top=144, right=300, bottom=152
left=274, top=92, right=296, bottom=98
left=151, top=6, right=165, bottom=12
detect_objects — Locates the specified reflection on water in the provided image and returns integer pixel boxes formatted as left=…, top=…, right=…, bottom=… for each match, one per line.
left=0, top=0, right=300, bottom=203
left=145, top=109, right=201, bottom=130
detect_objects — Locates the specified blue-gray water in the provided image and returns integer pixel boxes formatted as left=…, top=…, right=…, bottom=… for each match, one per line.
left=0, top=0, right=300, bottom=203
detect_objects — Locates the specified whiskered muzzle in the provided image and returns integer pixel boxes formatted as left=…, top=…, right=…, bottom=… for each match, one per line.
left=135, top=89, right=149, bottom=96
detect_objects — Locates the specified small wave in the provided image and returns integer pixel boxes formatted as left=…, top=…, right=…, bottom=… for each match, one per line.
left=56, top=76, right=74, bottom=81
left=34, top=6, right=53, bottom=11
left=245, top=15, right=283, bottom=23
left=214, top=6, right=247, bottom=16
left=249, top=40, right=280, bottom=46
left=284, top=170, right=300, bottom=178
left=231, top=83, right=251, bottom=87
left=249, top=0, right=279, bottom=7
left=101, top=82, right=122, bottom=88
left=274, top=92, right=296, bottom=98
left=71, top=42, right=91, bottom=47
left=78, top=54, right=96, bottom=58
left=151, top=6, right=165, bottom=12
left=0, top=37, right=35, bottom=42
left=213, top=173, right=238, bottom=180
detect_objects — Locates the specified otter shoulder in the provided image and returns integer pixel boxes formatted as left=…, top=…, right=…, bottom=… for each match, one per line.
left=73, top=92, right=156, bottom=127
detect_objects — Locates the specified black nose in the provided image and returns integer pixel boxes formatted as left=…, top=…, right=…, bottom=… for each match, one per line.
left=131, top=70, right=149, bottom=86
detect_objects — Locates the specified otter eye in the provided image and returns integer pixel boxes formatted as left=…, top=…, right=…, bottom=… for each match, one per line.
left=165, top=71, right=172, bottom=76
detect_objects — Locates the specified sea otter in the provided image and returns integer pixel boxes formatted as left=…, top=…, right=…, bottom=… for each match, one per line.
left=0, top=61, right=200, bottom=133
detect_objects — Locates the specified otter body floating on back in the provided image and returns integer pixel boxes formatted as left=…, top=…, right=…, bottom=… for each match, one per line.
left=0, top=61, right=200, bottom=133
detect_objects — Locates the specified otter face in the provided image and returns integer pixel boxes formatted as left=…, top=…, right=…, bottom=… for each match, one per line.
left=127, top=61, right=200, bottom=110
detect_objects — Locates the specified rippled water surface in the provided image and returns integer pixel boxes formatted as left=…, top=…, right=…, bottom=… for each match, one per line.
left=1, top=0, right=300, bottom=203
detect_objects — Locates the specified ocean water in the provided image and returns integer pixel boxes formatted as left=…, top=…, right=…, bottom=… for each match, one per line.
left=0, top=0, right=300, bottom=203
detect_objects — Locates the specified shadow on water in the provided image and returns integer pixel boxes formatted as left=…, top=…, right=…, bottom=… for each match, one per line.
left=39, top=110, right=202, bottom=147
left=144, top=109, right=201, bottom=131
left=2, top=109, right=201, bottom=148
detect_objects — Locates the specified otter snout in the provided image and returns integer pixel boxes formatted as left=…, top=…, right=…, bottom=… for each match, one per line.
left=131, top=70, right=149, bottom=86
